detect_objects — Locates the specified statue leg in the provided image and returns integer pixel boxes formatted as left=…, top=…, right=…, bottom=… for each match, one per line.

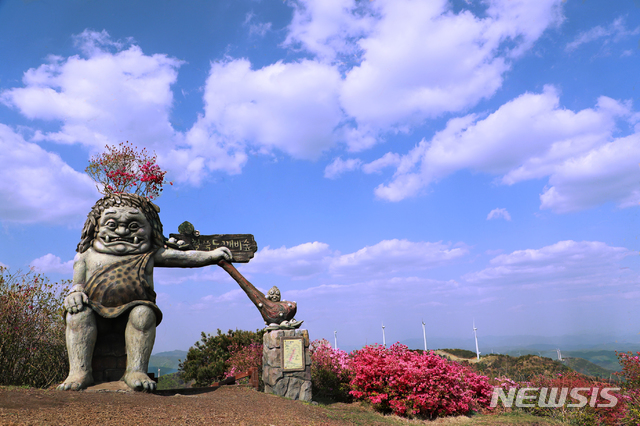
left=57, top=308, right=97, bottom=391
left=123, top=305, right=157, bottom=392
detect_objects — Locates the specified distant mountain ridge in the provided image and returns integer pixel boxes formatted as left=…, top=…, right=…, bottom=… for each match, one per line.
left=148, top=350, right=188, bottom=376
left=436, top=350, right=618, bottom=382
left=401, top=333, right=640, bottom=354
left=399, top=334, right=640, bottom=373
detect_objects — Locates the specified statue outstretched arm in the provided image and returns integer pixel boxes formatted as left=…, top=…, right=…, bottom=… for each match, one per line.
left=65, top=253, right=89, bottom=314
left=154, top=246, right=232, bottom=267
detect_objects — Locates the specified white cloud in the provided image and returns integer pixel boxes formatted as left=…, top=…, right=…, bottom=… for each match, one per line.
left=487, top=208, right=511, bottom=221
left=176, top=58, right=344, bottom=184
left=324, top=157, right=361, bottom=179
left=0, top=124, right=97, bottom=224
left=30, top=253, right=74, bottom=274
left=362, top=152, right=401, bottom=174
left=288, top=276, right=459, bottom=311
left=374, top=86, right=640, bottom=212
left=72, top=29, right=129, bottom=56
left=154, top=265, right=236, bottom=286
left=566, top=16, right=640, bottom=51
left=539, top=133, right=640, bottom=213
left=244, top=12, right=272, bottom=37
left=484, top=0, right=565, bottom=54
left=463, top=240, right=635, bottom=288
left=241, top=242, right=333, bottom=278
left=250, top=22, right=272, bottom=37
left=201, top=289, right=248, bottom=304
left=229, top=239, right=469, bottom=281
left=0, top=30, right=346, bottom=187
left=283, top=0, right=375, bottom=63
left=281, top=0, right=565, bottom=149
left=329, top=239, right=469, bottom=277
left=338, top=0, right=563, bottom=134
left=201, top=59, right=343, bottom=160
left=1, top=30, right=183, bottom=154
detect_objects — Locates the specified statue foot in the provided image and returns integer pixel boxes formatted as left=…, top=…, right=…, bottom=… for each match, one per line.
left=57, top=372, right=93, bottom=391
left=123, top=371, right=156, bottom=392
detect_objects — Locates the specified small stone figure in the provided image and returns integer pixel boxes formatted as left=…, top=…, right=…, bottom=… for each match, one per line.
left=266, top=286, right=281, bottom=302
left=57, top=193, right=231, bottom=392
left=262, top=286, right=303, bottom=331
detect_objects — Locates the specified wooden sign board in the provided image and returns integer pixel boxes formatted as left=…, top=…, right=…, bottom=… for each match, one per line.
left=167, top=232, right=258, bottom=263
left=281, top=337, right=305, bottom=372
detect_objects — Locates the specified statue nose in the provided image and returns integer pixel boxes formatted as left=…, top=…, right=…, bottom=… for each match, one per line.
left=115, top=225, right=129, bottom=235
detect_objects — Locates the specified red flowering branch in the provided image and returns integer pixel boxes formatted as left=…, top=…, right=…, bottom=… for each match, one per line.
left=85, top=142, right=172, bottom=200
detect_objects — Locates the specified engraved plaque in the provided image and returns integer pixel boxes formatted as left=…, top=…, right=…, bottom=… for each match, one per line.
left=282, top=337, right=305, bottom=372
left=168, top=231, right=258, bottom=263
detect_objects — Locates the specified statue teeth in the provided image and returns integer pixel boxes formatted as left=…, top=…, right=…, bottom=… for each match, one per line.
left=134, top=236, right=139, bottom=244
left=105, top=235, right=110, bottom=243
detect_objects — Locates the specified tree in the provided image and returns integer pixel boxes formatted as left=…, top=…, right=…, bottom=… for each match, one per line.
left=179, top=328, right=264, bottom=387
left=0, top=267, right=70, bottom=387
left=85, top=141, right=171, bottom=200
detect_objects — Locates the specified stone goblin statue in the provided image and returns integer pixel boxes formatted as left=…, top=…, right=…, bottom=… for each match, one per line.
left=57, top=193, right=232, bottom=392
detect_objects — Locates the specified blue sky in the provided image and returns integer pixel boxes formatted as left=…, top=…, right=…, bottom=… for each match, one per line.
left=1, top=0, right=640, bottom=354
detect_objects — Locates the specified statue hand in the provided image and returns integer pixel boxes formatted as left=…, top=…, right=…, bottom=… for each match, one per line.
left=212, top=247, right=232, bottom=263
left=64, top=291, right=89, bottom=314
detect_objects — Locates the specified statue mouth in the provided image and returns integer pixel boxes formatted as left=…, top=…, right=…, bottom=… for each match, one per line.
left=103, top=235, right=142, bottom=245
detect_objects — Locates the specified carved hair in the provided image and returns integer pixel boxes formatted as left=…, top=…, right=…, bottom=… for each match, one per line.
left=77, top=193, right=165, bottom=253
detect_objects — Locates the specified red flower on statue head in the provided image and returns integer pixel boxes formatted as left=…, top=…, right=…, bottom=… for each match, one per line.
left=85, top=141, right=171, bottom=200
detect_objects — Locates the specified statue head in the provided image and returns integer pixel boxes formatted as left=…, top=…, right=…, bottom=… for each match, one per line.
left=77, top=193, right=165, bottom=254
left=266, top=286, right=281, bottom=302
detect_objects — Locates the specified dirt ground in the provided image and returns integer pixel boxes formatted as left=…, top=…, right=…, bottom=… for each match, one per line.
left=0, top=384, right=417, bottom=426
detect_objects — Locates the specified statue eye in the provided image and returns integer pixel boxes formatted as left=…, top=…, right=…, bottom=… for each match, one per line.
left=105, top=220, right=117, bottom=230
left=129, top=222, right=140, bottom=231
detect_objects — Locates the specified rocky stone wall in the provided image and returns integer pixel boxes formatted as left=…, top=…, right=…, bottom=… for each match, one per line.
left=262, top=329, right=312, bottom=402
left=92, top=314, right=128, bottom=383
left=91, top=331, right=126, bottom=383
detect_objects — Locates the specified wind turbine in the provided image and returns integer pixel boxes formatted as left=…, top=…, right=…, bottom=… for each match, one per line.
left=334, top=330, right=338, bottom=350
left=421, top=319, right=427, bottom=351
left=382, top=323, right=386, bottom=347
left=473, top=320, right=480, bottom=360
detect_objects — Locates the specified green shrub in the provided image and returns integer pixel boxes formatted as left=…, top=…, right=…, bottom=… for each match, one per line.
left=157, top=372, right=192, bottom=390
left=179, top=328, right=264, bottom=387
left=0, top=267, right=69, bottom=388
left=439, top=348, right=478, bottom=359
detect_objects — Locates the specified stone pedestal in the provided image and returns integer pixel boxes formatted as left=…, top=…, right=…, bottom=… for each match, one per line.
left=262, top=329, right=312, bottom=402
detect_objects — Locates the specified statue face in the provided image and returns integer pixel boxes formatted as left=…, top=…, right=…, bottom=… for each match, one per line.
left=93, top=207, right=152, bottom=255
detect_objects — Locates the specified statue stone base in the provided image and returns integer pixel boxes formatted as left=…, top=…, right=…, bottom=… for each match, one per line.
left=262, top=329, right=312, bottom=402
left=92, top=314, right=128, bottom=383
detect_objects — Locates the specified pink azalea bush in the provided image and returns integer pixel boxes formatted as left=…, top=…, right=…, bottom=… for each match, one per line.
left=310, top=339, right=352, bottom=401
left=515, top=372, right=625, bottom=425
left=224, top=342, right=263, bottom=380
left=349, top=343, right=492, bottom=419
left=617, top=351, right=640, bottom=424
